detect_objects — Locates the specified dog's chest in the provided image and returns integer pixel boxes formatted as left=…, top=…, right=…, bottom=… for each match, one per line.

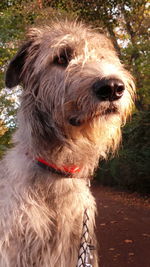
left=7, top=180, right=96, bottom=266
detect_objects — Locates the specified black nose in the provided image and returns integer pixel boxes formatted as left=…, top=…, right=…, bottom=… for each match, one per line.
left=92, top=78, right=125, bottom=101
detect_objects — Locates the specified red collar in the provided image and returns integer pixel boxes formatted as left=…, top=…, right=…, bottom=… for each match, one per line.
left=35, top=157, right=80, bottom=177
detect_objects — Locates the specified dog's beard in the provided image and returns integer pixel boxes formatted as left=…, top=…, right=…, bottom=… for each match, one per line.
left=68, top=102, right=119, bottom=127
left=66, top=104, right=122, bottom=157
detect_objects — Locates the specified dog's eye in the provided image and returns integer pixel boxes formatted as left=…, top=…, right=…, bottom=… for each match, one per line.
left=56, top=55, right=68, bottom=66
left=53, top=48, right=73, bottom=67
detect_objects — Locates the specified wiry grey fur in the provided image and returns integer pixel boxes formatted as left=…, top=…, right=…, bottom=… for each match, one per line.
left=0, top=21, right=135, bottom=267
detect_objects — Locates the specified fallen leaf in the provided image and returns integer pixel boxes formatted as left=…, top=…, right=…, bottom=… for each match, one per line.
left=142, top=233, right=150, bottom=238
left=128, top=252, right=135, bottom=256
left=124, top=239, right=133, bottom=244
left=109, top=248, right=115, bottom=251
left=117, top=209, right=124, bottom=214
left=114, top=253, right=121, bottom=258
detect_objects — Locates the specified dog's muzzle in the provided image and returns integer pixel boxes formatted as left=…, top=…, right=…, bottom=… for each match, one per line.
left=92, top=78, right=125, bottom=101
left=68, top=77, right=124, bottom=127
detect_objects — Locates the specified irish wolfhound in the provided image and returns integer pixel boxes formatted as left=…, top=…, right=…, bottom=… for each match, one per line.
left=0, top=21, right=135, bottom=267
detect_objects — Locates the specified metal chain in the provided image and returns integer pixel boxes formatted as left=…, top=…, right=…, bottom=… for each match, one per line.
left=77, top=208, right=94, bottom=267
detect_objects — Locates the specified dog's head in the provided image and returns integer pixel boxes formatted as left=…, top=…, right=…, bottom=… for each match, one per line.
left=5, top=21, right=135, bottom=155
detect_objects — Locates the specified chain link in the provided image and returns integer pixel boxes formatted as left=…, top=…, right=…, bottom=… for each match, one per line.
left=77, top=209, right=94, bottom=267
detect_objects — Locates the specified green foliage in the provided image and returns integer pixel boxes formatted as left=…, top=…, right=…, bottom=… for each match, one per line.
left=0, top=127, right=14, bottom=159
left=0, top=86, right=20, bottom=158
left=97, top=111, right=150, bottom=193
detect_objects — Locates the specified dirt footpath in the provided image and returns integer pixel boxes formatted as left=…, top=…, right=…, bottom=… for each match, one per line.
left=92, top=185, right=150, bottom=267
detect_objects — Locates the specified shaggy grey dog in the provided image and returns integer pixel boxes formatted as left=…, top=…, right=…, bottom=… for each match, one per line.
left=0, top=21, right=135, bottom=267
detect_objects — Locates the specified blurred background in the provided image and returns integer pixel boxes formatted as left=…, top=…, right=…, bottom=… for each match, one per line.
left=0, top=0, right=150, bottom=194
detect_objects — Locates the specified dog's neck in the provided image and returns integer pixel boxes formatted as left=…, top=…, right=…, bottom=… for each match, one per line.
left=35, top=157, right=81, bottom=177
left=45, top=139, right=101, bottom=176
left=31, top=142, right=100, bottom=179
left=13, top=122, right=104, bottom=179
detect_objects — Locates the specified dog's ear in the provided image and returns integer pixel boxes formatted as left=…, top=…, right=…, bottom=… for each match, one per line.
left=5, top=41, right=32, bottom=88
